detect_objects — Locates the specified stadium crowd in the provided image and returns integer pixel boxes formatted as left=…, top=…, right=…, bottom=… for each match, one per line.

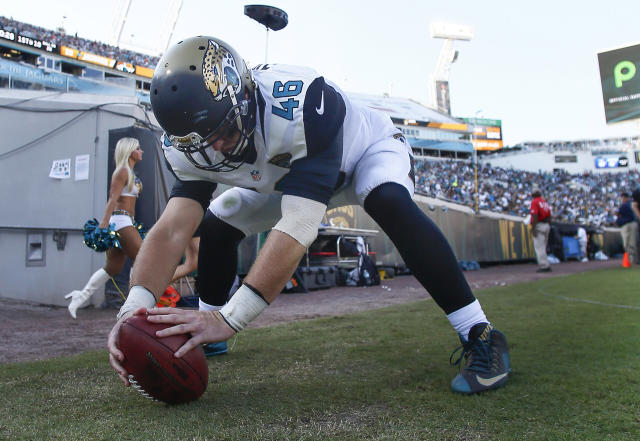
left=414, top=158, right=640, bottom=227
left=0, top=16, right=159, bottom=68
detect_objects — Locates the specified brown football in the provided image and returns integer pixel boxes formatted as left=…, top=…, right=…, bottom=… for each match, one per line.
left=118, top=315, right=208, bottom=404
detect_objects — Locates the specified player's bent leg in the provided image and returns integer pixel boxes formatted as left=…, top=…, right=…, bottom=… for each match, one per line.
left=363, top=182, right=475, bottom=314
left=199, top=189, right=281, bottom=357
left=363, top=182, right=510, bottom=393
left=197, top=211, right=245, bottom=357
left=197, top=209, right=246, bottom=307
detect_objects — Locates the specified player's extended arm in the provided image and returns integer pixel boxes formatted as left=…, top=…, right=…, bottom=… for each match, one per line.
left=107, top=197, right=202, bottom=384
left=129, top=197, right=203, bottom=296
left=244, top=229, right=308, bottom=302
left=148, top=195, right=327, bottom=357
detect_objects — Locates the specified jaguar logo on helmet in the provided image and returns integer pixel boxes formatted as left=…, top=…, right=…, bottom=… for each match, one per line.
left=203, top=40, right=241, bottom=101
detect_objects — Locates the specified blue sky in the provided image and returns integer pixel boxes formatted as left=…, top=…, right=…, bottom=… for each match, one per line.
left=3, top=0, right=640, bottom=146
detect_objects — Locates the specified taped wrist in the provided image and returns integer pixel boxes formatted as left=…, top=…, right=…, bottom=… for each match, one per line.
left=272, top=195, right=326, bottom=248
left=117, top=286, right=157, bottom=320
left=219, top=283, right=269, bottom=332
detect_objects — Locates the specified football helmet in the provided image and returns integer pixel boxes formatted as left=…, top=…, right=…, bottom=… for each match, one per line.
left=151, top=36, right=256, bottom=172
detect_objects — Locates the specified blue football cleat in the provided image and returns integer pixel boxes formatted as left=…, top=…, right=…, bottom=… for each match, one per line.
left=202, top=341, right=228, bottom=358
left=450, top=323, right=511, bottom=394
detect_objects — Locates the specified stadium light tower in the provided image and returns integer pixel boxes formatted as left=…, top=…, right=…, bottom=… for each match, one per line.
left=244, top=5, right=288, bottom=64
left=429, top=22, right=473, bottom=115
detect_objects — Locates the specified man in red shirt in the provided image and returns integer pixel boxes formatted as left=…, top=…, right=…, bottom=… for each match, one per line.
left=530, top=188, right=552, bottom=272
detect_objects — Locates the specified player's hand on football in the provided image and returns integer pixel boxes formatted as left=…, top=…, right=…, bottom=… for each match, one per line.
left=107, top=307, right=149, bottom=386
left=146, top=307, right=236, bottom=358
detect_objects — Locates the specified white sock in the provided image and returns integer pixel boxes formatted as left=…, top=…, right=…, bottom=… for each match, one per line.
left=199, top=298, right=222, bottom=312
left=446, top=300, right=488, bottom=340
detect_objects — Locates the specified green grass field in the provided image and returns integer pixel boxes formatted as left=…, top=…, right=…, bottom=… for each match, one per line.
left=2, top=268, right=639, bottom=441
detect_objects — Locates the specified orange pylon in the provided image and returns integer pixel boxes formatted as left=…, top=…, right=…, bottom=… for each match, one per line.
left=622, top=252, right=631, bottom=268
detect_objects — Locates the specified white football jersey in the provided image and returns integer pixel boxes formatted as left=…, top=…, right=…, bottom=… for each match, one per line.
left=162, top=64, right=400, bottom=204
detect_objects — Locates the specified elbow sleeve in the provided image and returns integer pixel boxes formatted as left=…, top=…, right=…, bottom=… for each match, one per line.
left=272, top=195, right=327, bottom=247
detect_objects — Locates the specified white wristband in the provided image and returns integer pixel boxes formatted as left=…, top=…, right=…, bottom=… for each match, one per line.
left=219, top=284, right=268, bottom=332
left=117, top=286, right=157, bottom=320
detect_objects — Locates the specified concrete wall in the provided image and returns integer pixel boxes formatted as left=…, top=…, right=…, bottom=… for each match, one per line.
left=0, top=89, right=156, bottom=306
left=323, top=195, right=623, bottom=269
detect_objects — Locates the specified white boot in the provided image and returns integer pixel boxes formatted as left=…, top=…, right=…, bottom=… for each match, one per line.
left=64, top=268, right=110, bottom=319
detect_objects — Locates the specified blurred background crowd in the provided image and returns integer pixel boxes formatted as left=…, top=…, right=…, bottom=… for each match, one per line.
left=0, top=16, right=160, bottom=68
left=414, top=158, right=639, bottom=227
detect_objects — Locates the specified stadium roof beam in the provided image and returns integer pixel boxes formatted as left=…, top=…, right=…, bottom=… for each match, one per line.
left=110, top=0, right=133, bottom=48
left=159, top=0, right=185, bottom=55
left=429, top=22, right=473, bottom=115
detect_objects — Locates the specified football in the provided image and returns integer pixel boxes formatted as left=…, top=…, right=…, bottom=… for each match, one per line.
left=118, top=315, right=208, bottom=404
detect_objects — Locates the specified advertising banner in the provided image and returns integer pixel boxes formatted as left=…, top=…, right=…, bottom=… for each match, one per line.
left=0, top=57, right=67, bottom=89
left=135, top=65, right=154, bottom=78
left=598, top=43, right=640, bottom=123
left=116, top=61, right=135, bottom=74
left=77, top=51, right=116, bottom=68
left=60, top=45, right=78, bottom=58
left=59, top=46, right=117, bottom=68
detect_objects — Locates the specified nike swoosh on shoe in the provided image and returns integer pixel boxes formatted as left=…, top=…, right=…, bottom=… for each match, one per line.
left=475, top=372, right=508, bottom=387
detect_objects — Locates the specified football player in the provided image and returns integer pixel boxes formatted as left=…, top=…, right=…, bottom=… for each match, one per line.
left=108, top=36, right=510, bottom=394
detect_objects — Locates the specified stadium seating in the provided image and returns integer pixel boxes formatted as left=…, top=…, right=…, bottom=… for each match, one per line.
left=414, top=158, right=639, bottom=228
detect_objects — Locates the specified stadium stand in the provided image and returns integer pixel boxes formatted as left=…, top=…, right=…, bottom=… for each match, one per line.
left=415, top=157, right=640, bottom=227
left=0, top=16, right=159, bottom=68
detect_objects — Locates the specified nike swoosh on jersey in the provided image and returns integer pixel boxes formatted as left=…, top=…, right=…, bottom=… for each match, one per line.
left=475, top=372, right=508, bottom=387
left=316, top=90, right=324, bottom=115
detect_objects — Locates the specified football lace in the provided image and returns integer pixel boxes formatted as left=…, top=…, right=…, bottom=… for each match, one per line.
left=128, top=375, right=157, bottom=401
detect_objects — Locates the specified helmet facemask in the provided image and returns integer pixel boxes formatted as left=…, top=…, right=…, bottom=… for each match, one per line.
left=168, top=84, right=255, bottom=172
